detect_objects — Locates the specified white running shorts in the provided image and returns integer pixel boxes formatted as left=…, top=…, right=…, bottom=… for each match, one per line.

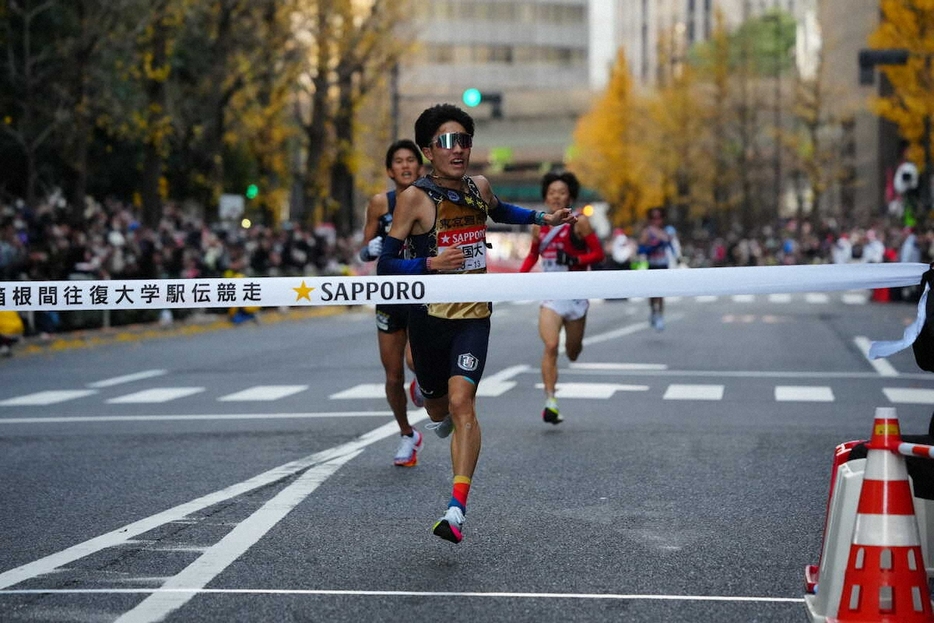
left=542, top=299, right=589, bottom=321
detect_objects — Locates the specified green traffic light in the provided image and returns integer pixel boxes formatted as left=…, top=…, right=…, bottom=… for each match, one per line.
left=245, top=184, right=259, bottom=199
left=462, top=88, right=482, bottom=107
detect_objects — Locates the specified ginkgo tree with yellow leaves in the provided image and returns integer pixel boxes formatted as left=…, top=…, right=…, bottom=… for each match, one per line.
left=570, top=49, right=662, bottom=228
left=868, top=0, right=934, bottom=223
left=574, top=8, right=805, bottom=235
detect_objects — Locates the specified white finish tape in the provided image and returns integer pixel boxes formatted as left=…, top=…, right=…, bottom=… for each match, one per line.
left=868, top=283, right=929, bottom=359
left=0, top=263, right=926, bottom=312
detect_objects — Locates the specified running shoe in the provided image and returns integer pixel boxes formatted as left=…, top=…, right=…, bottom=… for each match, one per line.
left=542, top=397, right=563, bottom=425
left=409, top=379, right=425, bottom=408
left=393, top=430, right=423, bottom=467
left=432, top=505, right=465, bottom=544
left=425, top=414, right=454, bottom=438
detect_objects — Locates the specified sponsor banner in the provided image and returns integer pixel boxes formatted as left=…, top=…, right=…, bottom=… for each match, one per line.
left=0, top=263, right=927, bottom=312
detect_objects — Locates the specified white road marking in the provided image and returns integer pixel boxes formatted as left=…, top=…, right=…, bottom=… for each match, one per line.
left=883, top=388, right=934, bottom=404
left=805, top=293, right=829, bottom=304
left=114, top=451, right=363, bottom=623
left=107, top=388, right=205, bottom=404
left=218, top=385, right=308, bottom=402
left=731, top=295, right=755, bottom=303
left=329, top=383, right=385, bottom=399
left=570, top=363, right=668, bottom=371
left=694, top=295, right=718, bottom=303
left=537, top=383, right=649, bottom=399
left=0, top=411, right=394, bottom=425
left=768, top=293, right=792, bottom=303
left=0, top=587, right=805, bottom=605
left=561, top=368, right=932, bottom=380
left=0, top=390, right=97, bottom=406
left=478, top=364, right=529, bottom=397
left=775, top=386, right=835, bottom=402
left=87, top=370, right=168, bottom=388
left=0, top=416, right=422, bottom=590
left=854, top=336, right=899, bottom=377
left=842, top=292, right=868, bottom=305
left=663, top=384, right=724, bottom=401
left=723, top=314, right=756, bottom=323
left=581, top=315, right=683, bottom=347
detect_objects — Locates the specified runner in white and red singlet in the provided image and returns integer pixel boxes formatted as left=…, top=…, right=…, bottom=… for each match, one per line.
left=519, top=171, right=605, bottom=425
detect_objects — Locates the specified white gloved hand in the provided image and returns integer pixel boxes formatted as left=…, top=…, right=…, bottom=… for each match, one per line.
left=367, top=236, right=383, bottom=258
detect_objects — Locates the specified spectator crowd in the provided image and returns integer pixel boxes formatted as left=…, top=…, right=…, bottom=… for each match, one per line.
left=1, top=194, right=359, bottom=286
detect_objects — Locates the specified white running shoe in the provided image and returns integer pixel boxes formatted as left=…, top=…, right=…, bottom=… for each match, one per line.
left=432, top=505, right=465, bottom=543
left=542, top=397, right=563, bottom=425
left=425, top=414, right=453, bottom=439
left=393, top=430, right=423, bottom=467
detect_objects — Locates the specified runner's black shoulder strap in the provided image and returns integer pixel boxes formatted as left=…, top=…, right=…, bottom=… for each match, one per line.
left=413, top=176, right=489, bottom=215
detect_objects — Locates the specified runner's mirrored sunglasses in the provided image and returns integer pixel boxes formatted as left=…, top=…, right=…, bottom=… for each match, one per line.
left=433, top=132, right=473, bottom=150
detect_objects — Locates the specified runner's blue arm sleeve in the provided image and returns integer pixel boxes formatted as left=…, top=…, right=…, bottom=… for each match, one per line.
left=490, top=198, right=539, bottom=225
left=377, top=236, right=428, bottom=275
left=638, top=241, right=666, bottom=255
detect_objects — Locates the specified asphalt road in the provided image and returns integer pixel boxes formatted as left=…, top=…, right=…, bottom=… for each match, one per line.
left=0, top=290, right=931, bottom=622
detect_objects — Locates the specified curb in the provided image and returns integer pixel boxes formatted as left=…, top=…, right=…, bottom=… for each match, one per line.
left=8, top=306, right=360, bottom=358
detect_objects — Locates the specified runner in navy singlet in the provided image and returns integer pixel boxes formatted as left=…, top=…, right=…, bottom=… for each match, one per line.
left=358, top=140, right=426, bottom=467
left=377, top=104, right=577, bottom=544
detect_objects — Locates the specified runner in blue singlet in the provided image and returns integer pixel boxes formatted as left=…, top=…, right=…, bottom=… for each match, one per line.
left=358, top=140, right=425, bottom=467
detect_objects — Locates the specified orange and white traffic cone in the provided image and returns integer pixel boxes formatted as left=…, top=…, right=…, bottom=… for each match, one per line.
left=829, top=408, right=934, bottom=622
left=807, top=440, right=866, bottom=594
left=871, top=288, right=890, bottom=303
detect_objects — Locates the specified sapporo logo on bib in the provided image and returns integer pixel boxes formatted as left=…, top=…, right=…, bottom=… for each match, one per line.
left=438, top=224, right=486, bottom=272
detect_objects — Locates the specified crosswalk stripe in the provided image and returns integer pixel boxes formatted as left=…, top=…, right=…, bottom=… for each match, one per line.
left=805, top=293, right=830, bottom=304
left=570, top=363, right=668, bottom=371
left=663, top=384, right=724, bottom=400
left=0, top=383, right=927, bottom=407
left=107, top=388, right=205, bottom=404
left=0, top=412, right=394, bottom=424
left=0, top=390, right=98, bottom=406
left=775, top=386, right=834, bottom=402
left=882, top=388, right=934, bottom=404
left=218, top=386, right=308, bottom=402
left=842, top=293, right=869, bottom=305
left=87, top=370, right=168, bottom=389
left=477, top=364, right=528, bottom=397
left=768, top=293, right=792, bottom=303
left=536, top=383, right=649, bottom=399
left=329, top=384, right=385, bottom=400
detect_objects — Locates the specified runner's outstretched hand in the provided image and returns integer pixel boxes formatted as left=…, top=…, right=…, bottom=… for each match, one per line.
left=546, top=208, right=577, bottom=226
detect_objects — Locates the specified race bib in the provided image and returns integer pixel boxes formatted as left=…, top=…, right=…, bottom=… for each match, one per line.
left=438, top=225, right=487, bottom=272
left=541, top=256, right=569, bottom=273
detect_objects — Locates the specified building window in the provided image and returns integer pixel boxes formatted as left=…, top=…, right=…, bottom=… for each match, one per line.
left=420, top=1, right=584, bottom=25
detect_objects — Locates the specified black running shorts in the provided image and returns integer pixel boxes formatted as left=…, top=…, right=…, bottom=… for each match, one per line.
left=407, top=307, right=490, bottom=399
left=375, top=304, right=409, bottom=334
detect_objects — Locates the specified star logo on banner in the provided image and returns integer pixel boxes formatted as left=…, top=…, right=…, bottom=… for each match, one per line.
left=293, top=280, right=314, bottom=301
left=440, top=234, right=450, bottom=245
